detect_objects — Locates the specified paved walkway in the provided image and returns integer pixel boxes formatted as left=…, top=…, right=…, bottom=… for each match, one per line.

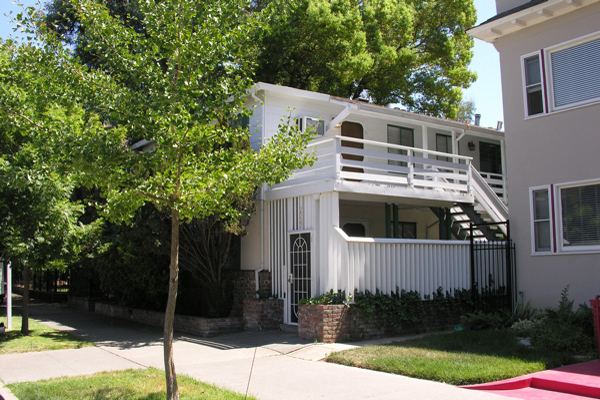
left=0, top=298, right=508, bottom=400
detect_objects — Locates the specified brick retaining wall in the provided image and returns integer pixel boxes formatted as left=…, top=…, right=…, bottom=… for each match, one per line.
left=92, top=301, right=243, bottom=337
left=243, top=298, right=283, bottom=331
left=229, top=270, right=272, bottom=317
left=299, top=303, right=461, bottom=343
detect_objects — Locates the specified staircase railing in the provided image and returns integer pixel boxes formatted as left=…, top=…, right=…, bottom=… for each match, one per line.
left=470, top=166, right=509, bottom=235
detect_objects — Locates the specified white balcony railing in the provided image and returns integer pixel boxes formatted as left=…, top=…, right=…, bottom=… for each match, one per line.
left=274, top=136, right=475, bottom=195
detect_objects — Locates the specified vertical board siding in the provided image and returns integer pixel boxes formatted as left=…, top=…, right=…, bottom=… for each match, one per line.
left=333, top=229, right=470, bottom=298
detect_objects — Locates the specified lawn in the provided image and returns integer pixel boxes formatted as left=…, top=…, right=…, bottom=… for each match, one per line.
left=7, top=368, right=256, bottom=400
left=326, top=330, right=590, bottom=385
left=0, top=316, right=91, bottom=354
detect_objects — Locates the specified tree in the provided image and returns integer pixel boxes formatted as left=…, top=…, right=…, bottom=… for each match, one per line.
left=254, top=0, right=477, bottom=118
left=0, top=40, right=100, bottom=334
left=456, top=99, right=476, bottom=123
left=17, top=1, right=314, bottom=398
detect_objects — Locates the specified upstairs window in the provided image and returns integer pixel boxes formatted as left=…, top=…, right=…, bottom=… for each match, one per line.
left=522, top=32, right=600, bottom=117
left=549, top=36, right=600, bottom=111
left=524, top=54, right=545, bottom=116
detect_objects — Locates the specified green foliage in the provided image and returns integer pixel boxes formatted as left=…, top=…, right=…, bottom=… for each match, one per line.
left=529, top=287, right=595, bottom=354
left=460, top=311, right=507, bottom=331
left=299, top=290, right=347, bottom=305
left=353, top=288, right=425, bottom=329
left=254, top=0, right=477, bottom=117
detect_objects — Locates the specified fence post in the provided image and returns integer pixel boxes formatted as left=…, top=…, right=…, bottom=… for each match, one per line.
left=470, top=223, right=475, bottom=300
left=505, top=220, right=514, bottom=310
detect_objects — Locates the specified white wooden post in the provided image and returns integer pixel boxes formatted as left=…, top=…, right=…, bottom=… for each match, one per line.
left=408, top=149, right=414, bottom=186
left=334, top=137, right=341, bottom=179
left=6, top=261, right=11, bottom=329
left=467, top=160, right=473, bottom=195
left=500, top=139, right=508, bottom=204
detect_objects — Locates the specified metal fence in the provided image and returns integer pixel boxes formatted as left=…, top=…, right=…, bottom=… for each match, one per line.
left=470, top=221, right=516, bottom=313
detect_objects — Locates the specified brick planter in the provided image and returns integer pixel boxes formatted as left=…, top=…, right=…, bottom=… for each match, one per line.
left=298, top=304, right=389, bottom=343
left=298, top=302, right=462, bottom=343
left=243, top=298, right=283, bottom=331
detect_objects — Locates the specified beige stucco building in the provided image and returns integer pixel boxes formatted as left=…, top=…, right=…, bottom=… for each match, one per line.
left=469, top=0, right=600, bottom=308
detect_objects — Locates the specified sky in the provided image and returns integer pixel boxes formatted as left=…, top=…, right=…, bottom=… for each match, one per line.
left=1, top=0, right=504, bottom=129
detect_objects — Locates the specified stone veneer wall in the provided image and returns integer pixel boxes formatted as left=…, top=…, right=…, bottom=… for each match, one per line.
left=243, top=298, right=283, bottom=331
left=92, top=301, right=243, bottom=337
left=298, top=303, right=461, bottom=343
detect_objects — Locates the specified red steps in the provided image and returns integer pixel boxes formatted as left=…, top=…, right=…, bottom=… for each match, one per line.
left=461, top=360, right=600, bottom=399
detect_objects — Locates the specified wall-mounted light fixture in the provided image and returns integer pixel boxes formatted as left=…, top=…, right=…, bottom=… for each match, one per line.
left=468, top=141, right=476, bottom=151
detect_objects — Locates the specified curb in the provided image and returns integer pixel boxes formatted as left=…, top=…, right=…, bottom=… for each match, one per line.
left=0, top=383, right=19, bottom=400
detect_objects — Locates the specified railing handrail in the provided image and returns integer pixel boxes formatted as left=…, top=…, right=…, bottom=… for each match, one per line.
left=334, top=227, right=468, bottom=245
left=332, top=135, right=473, bottom=162
left=471, top=166, right=508, bottom=225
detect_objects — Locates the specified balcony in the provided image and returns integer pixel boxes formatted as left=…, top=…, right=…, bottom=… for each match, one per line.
left=267, top=136, right=478, bottom=203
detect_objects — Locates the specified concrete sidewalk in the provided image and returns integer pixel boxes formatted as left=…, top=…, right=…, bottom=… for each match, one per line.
left=0, top=300, right=507, bottom=400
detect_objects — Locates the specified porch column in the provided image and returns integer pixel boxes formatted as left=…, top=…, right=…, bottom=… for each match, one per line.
left=421, top=125, right=429, bottom=158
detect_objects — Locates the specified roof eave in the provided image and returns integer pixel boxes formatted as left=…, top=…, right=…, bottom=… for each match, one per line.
left=468, top=0, right=599, bottom=43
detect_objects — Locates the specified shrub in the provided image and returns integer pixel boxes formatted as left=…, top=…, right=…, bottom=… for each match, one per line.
left=299, top=290, right=347, bottom=305
left=529, top=287, right=595, bottom=354
left=460, top=311, right=507, bottom=330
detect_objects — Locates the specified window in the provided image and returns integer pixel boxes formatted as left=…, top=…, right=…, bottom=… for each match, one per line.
left=390, top=221, right=417, bottom=239
left=558, top=182, right=600, bottom=251
left=524, top=54, right=545, bottom=116
left=436, top=134, right=452, bottom=162
left=387, top=125, right=414, bottom=167
left=522, top=32, right=600, bottom=117
left=549, top=36, right=600, bottom=111
left=530, top=186, right=552, bottom=253
left=530, top=180, right=600, bottom=254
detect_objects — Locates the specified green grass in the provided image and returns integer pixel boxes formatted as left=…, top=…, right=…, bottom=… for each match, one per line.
left=326, top=330, right=591, bottom=385
left=7, top=368, right=256, bottom=400
left=0, top=316, right=91, bottom=354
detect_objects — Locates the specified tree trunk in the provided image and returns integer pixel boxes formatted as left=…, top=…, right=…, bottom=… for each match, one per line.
left=164, top=208, right=180, bottom=400
left=21, top=264, right=30, bottom=335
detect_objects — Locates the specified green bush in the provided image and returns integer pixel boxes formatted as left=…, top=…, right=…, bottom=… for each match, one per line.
left=529, top=287, right=595, bottom=354
left=460, top=311, right=507, bottom=330
left=299, top=290, right=346, bottom=305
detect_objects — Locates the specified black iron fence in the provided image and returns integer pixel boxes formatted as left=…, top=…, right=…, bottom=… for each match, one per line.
left=11, top=266, right=70, bottom=294
left=470, top=221, right=517, bottom=313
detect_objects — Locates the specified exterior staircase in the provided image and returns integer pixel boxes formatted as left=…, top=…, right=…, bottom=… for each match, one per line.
left=432, top=166, right=510, bottom=241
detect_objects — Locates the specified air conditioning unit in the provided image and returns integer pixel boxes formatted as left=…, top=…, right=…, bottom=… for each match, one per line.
left=300, top=117, right=325, bottom=136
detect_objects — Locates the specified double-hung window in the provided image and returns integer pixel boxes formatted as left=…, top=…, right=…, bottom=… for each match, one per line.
left=530, top=180, right=600, bottom=254
left=524, top=54, right=545, bottom=116
left=530, top=186, right=553, bottom=254
left=522, top=32, right=600, bottom=117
